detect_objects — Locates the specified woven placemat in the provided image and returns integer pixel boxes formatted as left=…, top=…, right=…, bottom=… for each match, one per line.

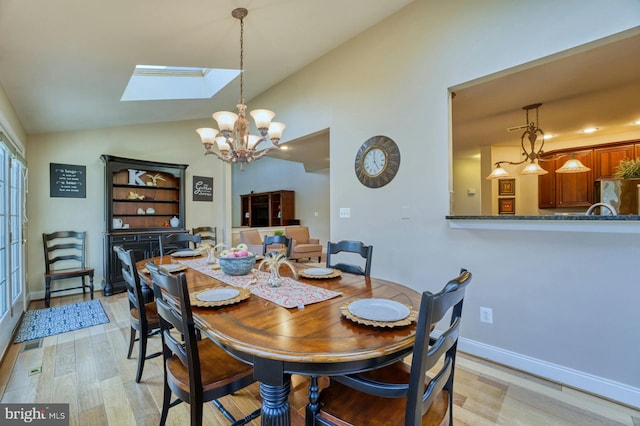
left=298, top=269, right=342, bottom=279
left=340, top=301, right=418, bottom=328
left=190, top=287, right=251, bottom=308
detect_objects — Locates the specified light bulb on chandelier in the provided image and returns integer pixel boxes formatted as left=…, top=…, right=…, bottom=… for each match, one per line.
left=196, top=8, right=285, bottom=170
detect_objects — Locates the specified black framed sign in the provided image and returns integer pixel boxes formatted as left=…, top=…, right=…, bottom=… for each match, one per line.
left=192, top=176, right=213, bottom=202
left=50, top=163, right=86, bottom=198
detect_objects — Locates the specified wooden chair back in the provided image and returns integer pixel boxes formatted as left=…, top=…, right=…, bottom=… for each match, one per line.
left=159, top=233, right=202, bottom=255
left=316, top=269, right=472, bottom=426
left=191, top=226, right=217, bottom=247
left=326, top=240, right=373, bottom=276
left=263, top=235, right=292, bottom=258
left=113, top=245, right=159, bottom=382
left=42, top=231, right=94, bottom=307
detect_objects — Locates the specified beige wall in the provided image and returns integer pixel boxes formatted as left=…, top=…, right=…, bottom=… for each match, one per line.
left=14, top=0, right=640, bottom=408
left=26, top=118, right=229, bottom=298
left=238, top=0, right=640, bottom=406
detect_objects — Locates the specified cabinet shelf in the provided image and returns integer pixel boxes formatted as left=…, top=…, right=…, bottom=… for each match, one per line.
left=102, top=154, right=188, bottom=296
left=241, top=190, right=294, bottom=227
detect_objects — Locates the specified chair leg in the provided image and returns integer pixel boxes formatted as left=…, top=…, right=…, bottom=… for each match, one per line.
left=89, top=272, right=94, bottom=299
left=136, top=329, right=148, bottom=383
left=305, top=375, right=320, bottom=426
left=159, top=376, right=172, bottom=426
left=127, top=327, right=136, bottom=359
left=81, top=276, right=86, bottom=294
left=45, top=278, right=51, bottom=308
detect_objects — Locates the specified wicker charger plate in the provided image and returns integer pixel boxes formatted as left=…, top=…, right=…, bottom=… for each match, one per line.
left=299, top=268, right=342, bottom=279
left=190, top=287, right=251, bottom=308
left=340, top=300, right=418, bottom=328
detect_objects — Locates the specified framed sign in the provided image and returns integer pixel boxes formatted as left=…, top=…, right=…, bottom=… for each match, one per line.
left=498, top=197, right=516, bottom=215
left=192, top=176, right=213, bottom=202
left=499, top=178, right=515, bottom=196
left=50, top=163, right=86, bottom=198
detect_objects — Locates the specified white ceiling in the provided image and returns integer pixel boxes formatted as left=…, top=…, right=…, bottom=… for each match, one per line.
left=0, top=3, right=638, bottom=170
left=452, top=28, right=640, bottom=157
left=0, top=0, right=413, bottom=135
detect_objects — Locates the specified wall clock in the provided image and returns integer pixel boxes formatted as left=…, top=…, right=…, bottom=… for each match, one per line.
left=354, top=135, right=400, bottom=188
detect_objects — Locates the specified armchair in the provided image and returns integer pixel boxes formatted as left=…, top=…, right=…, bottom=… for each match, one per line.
left=239, top=229, right=264, bottom=255
left=284, top=226, right=322, bottom=262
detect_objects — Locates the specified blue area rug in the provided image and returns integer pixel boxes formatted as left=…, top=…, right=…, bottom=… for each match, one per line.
left=14, top=300, right=110, bottom=343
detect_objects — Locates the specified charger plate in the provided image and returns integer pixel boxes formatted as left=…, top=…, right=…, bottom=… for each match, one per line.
left=340, top=299, right=418, bottom=328
left=170, top=249, right=202, bottom=258
left=299, top=268, right=342, bottom=279
left=190, top=287, right=251, bottom=308
left=159, top=264, right=187, bottom=274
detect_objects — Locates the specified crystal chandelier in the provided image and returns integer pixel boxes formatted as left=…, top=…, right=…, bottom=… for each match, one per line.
left=486, top=103, right=590, bottom=179
left=196, top=8, right=285, bottom=170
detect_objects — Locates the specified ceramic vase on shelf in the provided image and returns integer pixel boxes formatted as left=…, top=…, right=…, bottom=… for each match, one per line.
left=170, top=216, right=179, bottom=227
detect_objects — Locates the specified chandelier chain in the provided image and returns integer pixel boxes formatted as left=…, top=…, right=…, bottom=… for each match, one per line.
left=239, top=14, right=244, bottom=104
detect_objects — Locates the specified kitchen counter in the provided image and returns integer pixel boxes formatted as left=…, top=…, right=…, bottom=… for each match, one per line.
left=446, top=215, right=640, bottom=233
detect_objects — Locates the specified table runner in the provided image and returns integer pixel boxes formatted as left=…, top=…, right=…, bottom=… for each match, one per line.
left=175, top=257, right=341, bottom=308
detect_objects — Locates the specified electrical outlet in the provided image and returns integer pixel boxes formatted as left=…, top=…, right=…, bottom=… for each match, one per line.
left=480, top=307, right=493, bottom=324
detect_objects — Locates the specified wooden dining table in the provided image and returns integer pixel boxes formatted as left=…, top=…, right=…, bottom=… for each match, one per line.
left=137, top=255, right=421, bottom=425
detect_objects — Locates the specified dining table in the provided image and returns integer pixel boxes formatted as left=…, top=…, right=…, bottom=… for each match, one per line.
left=137, top=254, right=422, bottom=425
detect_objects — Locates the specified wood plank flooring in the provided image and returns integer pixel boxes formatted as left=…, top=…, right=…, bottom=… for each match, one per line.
left=1, top=291, right=639, bottom=425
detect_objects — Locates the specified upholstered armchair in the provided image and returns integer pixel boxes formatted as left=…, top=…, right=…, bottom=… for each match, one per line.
left=239, top=229, right=264, bottom=255
left=284, top=226, right=322, bottom=262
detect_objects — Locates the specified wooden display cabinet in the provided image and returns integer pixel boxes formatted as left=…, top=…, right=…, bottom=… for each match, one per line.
left=240, top=190, right=294, bottom=227
left=101, top=155, right=188, bottom=295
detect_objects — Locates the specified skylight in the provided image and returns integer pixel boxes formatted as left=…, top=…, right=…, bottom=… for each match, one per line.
left=121, top=65, right=240, bottom=101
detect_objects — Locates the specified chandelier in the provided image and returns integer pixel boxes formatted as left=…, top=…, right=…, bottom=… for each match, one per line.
left=486, top=103, right=590, bottom=179
left=196, top=8, right=285, bottom=170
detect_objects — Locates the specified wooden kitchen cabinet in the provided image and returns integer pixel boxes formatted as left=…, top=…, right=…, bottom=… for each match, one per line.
left=594, top=144, right=635, bottom=179
left=539, top=150, right=594, bottom=208
left=240, top=190, right=295, bottom=227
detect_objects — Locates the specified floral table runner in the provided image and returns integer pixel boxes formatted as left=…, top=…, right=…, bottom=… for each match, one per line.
left=176, top=257, right=341, bottom=309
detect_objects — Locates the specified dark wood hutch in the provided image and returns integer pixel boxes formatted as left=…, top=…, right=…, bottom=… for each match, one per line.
left=101, top=155, right=188, bottom=295
left=240, top=190, right=294, bottom=227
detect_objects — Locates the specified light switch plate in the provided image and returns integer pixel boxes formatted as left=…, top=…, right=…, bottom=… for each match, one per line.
left=339, top=208, right=351, bottom=218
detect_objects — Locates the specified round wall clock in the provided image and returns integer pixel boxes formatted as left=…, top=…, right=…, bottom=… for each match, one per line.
left=354, top=135, right=400, bottom=188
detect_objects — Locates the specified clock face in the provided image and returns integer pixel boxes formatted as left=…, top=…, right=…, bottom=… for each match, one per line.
left=363, top=148, right=387, bottom=176
left=354, top=136, right=400, bottom=188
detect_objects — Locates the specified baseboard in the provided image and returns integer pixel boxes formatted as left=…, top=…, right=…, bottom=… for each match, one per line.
left=458, top=337, right=640, bottom=409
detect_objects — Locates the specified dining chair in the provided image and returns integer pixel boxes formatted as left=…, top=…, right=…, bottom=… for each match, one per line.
left=146, top=262, right=261, bottom=426
left=113, top=246, right=161, bottom=383
left=310, top=268, right=472, bottom=426
left=263, top=234, right=293, bottom=258
left=191, top=226, right=217, bottom=248
left=42, top=231, right=95, bottom=307
left=159, top=233, right=202, bottom=256
left=326, top=240, right=373, bottom=276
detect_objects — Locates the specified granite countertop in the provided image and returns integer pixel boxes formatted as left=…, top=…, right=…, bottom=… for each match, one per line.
left=446, top=215, right=640, bottom=221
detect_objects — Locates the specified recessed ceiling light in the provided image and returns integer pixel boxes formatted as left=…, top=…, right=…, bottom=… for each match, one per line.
left=543, top=134, right=553, bottom=140
left=634, top=120, right=640, bottom=126
left=280, top=145, right=289, bottom=150
left=581, top=127, right=599, bottom=134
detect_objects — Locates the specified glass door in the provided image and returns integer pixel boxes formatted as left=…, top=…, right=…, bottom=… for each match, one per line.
left=0, top=144, right=25, bottom=353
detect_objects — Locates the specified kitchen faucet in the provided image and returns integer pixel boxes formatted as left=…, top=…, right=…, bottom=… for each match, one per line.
left=585, top=202, right=617, bottom=216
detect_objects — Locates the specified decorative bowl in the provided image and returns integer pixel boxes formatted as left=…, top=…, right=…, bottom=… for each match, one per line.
left=218, top=254, right=256, bottom=276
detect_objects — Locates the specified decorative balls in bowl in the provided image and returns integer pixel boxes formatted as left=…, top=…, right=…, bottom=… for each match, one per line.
left=218, top=244, right=256, bottom=276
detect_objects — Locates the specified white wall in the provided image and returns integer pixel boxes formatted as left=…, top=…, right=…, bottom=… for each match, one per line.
left=231, top=156, right=330, bottom=248
left=19, top=0, right=640, bottom=408
left=26, top=118, right=228, bottom=297
left=246, top=0, right=640, bottom=406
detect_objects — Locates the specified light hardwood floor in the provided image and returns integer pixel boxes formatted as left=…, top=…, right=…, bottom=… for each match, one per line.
left=1, top=291, right=639, bottom=426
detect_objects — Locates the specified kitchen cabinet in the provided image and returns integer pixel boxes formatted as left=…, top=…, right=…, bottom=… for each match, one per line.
left=539, top=150, right=593, bottom=208
left=101, top=155, right=188, bottom=295
left=240, top=190, right=295, bottom=227
left=594, top=144, right=635, bottom=179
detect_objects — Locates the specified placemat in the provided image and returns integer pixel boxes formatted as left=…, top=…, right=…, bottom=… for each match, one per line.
left=339, top=301, right=418, bottom=328
left=190, top=287, right=251, bottom=308
left=177, top=257, right=341, bottom=308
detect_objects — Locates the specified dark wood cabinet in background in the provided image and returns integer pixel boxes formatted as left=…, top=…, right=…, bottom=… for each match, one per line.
left=538, top=140, right=638, bottom=209
left=101, top=155, right=188, bottom=295
left=241, top=190, right=295, bottom=227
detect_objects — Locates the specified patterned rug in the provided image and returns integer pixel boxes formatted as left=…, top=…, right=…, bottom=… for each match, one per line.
left=14, top=300, right=109, bottom=343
